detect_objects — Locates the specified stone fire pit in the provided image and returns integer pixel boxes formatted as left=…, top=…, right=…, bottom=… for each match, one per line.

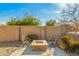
left=31, top=40, right=48, bottom=51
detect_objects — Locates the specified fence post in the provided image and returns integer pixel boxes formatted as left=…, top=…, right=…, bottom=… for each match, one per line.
left=19, top=26, right=21, bottom=42
left=44, top=26, right=46, bottom=40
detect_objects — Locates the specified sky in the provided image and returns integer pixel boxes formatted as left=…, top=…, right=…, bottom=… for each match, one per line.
left=0, top=3, right=66, bottom=25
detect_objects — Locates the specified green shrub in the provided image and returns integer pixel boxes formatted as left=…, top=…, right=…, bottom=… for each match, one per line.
left=57, top=37, right=69, bottom=51
left=73, top=45, right=79, bottom=54
left=58, top=35, right=79, bottom=54
left=58, top=35, right=75, bottom=52
left=57, top=39, right=66, bottom=50
left=26, top=34, right=38, bottom=42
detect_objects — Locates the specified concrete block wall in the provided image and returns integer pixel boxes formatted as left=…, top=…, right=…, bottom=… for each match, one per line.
left=20, top=26, right=41, bottom=41
left=20, top=26, right=61, bottom=41
left=0, top=26, right=19, bottom=42
left=0, top=26, right=61, bottom=42
left=45, top=26, right=61, bottom=41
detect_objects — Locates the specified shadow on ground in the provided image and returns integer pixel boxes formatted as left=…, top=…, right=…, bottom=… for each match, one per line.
left=22, top=47, right=44, bottom=55
left=0, top=41, right=21, bottom=47
left=22, top=46, right=68, bottom=56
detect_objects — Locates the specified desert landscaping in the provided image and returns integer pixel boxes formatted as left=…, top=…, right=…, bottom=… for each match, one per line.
left=0, top=3, right=79, bottom=56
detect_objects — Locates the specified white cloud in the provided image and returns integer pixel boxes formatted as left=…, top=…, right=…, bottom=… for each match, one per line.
left=57, top=3, right=66, bottom=8
left=42, top=3, right=67, bottom=15
left=0, top=22, right=6, bottom=25
left=42, top=9, right=61, bottom=15
left=56, top=3, right=67, bottom=13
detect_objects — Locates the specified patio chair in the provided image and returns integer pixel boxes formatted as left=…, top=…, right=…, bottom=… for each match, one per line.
left=49, top=38, right=57, bottom=47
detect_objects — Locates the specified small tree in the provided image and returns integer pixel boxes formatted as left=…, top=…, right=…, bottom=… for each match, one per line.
left=60, top=4, right=79, bottom=34
left=46, top=19, right=56, bottom=26
left=60, top=23, right=73, bottom=35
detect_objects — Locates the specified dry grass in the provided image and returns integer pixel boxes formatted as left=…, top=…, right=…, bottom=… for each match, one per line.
left=0, top=47, right=19, bottom=56
left=0, top=41, right=22, bottom=56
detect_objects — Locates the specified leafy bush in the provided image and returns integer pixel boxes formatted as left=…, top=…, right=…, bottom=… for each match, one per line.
left=57, top=35, right=76, bottom=52
left=19, top=16, right=40, bottom=26
left=57, top=39, right=66, bottom=50
left=58, top=35, right=79, bottom=54
left=61, top=35, right=75, bottom=42
left=7, top=18, right=20, bottom=26
left=57, top=37, right=69, bottom=51
left=6, top=16, right=40, bottom=26
left=26, top=34, right=38, bottom=42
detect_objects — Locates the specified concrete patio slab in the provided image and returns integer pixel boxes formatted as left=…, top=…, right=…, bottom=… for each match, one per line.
left=53, top=47, right=68, bottom=56
left=21, top=47, right=68, bottom=56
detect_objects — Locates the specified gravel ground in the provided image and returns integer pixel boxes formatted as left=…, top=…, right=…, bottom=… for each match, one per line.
left=0, top=47, right=19, bottom=56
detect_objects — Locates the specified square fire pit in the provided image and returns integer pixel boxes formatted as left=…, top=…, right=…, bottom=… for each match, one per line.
left=31, top=40, right=48, bottom=50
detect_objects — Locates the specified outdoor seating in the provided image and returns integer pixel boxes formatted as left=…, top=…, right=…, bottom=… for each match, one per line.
left=48, top=38, right=57, bottom=47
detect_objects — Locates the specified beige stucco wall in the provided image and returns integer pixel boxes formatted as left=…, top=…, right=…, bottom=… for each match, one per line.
left=20, top=26, right=41, bottom=41
left=21, top=26, right=61, bottom=41
left=45, top=26, right=61, bottom=41
left=0, top=26, right=19, bottom=42
left=0, top=26, right=61, bottom=42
